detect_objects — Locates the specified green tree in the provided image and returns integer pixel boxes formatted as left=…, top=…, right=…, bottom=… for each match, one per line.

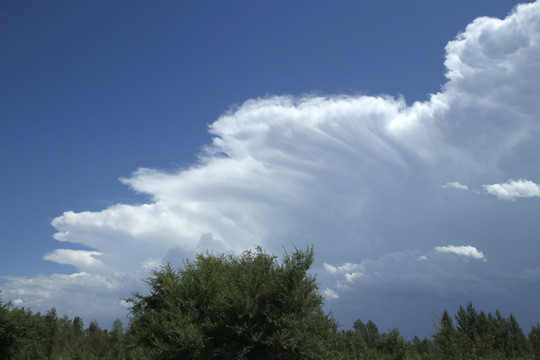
left=433, top=309, right=458, bottom=359
left=86, top=320, right=108, bottom=359
left=492, top=309, right=511, bottom=356
left=0, top=296, right=18, bottom=360
left=353, top=319, right=380, bottom=349
left=109, top=319, right=126, bottom=360
left=378, top=327, right=407, bottom=360
left=0, top=296, right=39, bottom=360
left=43, top=308, right=58, bottom=359
left=337, top=329, right=366, bottom=359
left=455, top=302, right=481, bottom=358
left=529, top=324, right=540, bottom=360
left=410, top=335, right=434, bottom=360
left=54, top=315, right=75, bottom=359
left=127, top=246, right=339, bottom=359
left=507, top=314, right=527, bottom=358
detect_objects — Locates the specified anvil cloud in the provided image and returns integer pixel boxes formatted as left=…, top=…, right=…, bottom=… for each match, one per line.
left=2, top=1, right=540, bottom=337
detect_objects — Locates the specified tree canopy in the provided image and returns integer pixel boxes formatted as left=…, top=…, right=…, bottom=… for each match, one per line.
left=127, top=246, right=340, bottom=359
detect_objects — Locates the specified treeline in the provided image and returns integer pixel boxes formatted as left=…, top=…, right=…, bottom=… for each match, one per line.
left=2, top=295, right=540, bottom=359
left=338, top=304, right=540, bottom=359
left=2, top=247, right=540, bottom=359
left=0, top=301, right=141, bottom=360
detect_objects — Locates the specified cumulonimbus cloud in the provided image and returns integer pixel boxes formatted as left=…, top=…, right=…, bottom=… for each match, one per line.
left=2, top=1, right=540, bottom=330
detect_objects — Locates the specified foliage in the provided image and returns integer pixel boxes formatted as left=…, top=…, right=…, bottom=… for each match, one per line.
left=127, top=246, right=340, bottom=359
left=353, top=319, right=380, bottom=349
left=433, top=309, right=457, bottom=359
left=529, top=323, right=540, bottom=360
left=430, top=302, right=532, bottom=360
left=0, top=293, right=136, bottom=360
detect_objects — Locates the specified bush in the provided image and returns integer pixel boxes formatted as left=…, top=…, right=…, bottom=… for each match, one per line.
left=127, top=246, right=340, bottom=359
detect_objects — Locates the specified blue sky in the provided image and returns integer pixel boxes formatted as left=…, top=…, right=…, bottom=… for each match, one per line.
left=2, top=0, right=540, bottom=338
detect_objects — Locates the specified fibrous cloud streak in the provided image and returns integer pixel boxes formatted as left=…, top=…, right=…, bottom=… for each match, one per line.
left=434, top=245, right=485, bottom=260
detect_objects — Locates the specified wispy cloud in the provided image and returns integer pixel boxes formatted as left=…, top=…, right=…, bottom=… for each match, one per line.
left=434, top=245, right=485, bottom=260
left=442, top=182, right=469, bottom=191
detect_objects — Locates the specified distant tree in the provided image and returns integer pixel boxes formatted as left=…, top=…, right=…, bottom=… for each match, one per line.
left=433, top=309, right=457, bottom=359
left=378, top=327, right=407, bottom=360
left=127, top=246, right=339, bottom=359
left=43, top=308, right=58, bottom=359
left=529, top=323, right=540, bottom=360
left=353, top=319, right=380, bottom=349
left=109, top=319, right=126, bottom=360
left=0, top=295, right=38, bottom=360
left=0, top=295, right=18, bottom=359
left=86, top=320, right=108, bottom=358
left=491, top=309, right=511, bottom=356
left=455, top=302, right=482, bottom=358
left=508, top=314, right=528, bottom=357
left=337, top=329, right=367, bottom=359
left=410, top=335, right=434, bottom=359
left=54, top=315, right=73, bottom=359
left=430, top=303, right=536, bottom=360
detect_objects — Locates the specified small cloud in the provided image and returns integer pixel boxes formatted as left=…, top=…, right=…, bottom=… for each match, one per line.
left=323, top=263, right=339, bottom=274
left=482, top=179, right=540, bottom=201
left=418, top=255, right=428, bottom=261
left=140, top=258, right=162, bottom=271
left=434, top=245, right=485, bottom=261
left=441, top=181, right=468, bottom=191
left=324, top=288, right=339, bottom=299
left=345, top=272, right=363, bottom=283
left=119, top=299, right=131, bottom=309
left=323, top=262, right=363, bottom=283
left=43, top=250, right=105, bottom=271
left=323, top=262, right=362, bottom=274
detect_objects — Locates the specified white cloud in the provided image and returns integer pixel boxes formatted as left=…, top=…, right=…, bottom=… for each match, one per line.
left=323, top=262, right=363, bottom=275
left=43, top=250, right=105, bottom=271
left=324, top=288, right=339, bottom=300
left=322, top=245, right=491, bottom=300
left=434, top=245, right=485, bottom=260
left=2, top=1, right=540, bottom=331
left=483, top=179, right=540, bottom=200
left=44, top=2, right=540, bottom=271
left=442, top=181, right=469, bottom=190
